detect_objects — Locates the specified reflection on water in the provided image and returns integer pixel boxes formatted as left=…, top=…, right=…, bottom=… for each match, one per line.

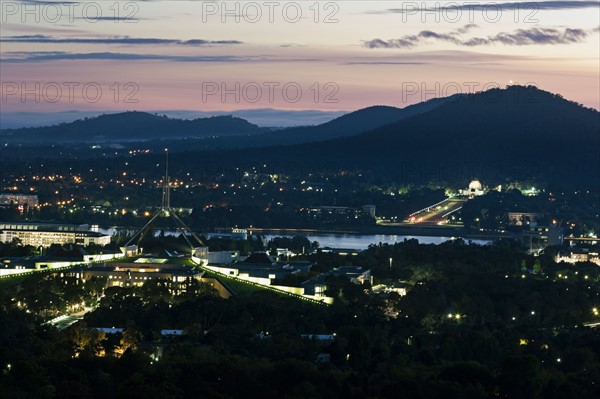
left=262, top=233, right=491, bottom=250
left=96, top=226, right=491, bottom=251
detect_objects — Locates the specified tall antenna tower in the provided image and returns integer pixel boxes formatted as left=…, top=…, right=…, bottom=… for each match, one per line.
left=123, top=149, right=206, bottom=258
left=161, top=148, right=170, bottom=210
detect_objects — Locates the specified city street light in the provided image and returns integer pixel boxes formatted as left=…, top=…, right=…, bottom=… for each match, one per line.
left=389, top=258, right=393, bottom=270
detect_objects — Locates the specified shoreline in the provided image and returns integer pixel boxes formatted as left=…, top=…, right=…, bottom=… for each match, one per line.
left=98, top=224, right=517, bottom=241
left=247, top=225, right=517, bottom=240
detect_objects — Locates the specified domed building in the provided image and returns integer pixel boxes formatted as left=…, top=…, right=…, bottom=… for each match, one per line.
left=469, top=179, right=482, bottom=191
left=460, top=179, right=485, bottom=198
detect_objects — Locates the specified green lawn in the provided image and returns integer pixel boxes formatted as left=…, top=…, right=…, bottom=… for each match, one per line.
left=200, top=269, right=264, bottom=296
left=0, top=272, right=35, bottom=288
left=0, top=266, right=71, bottom=288
left=198, top=267, right=328, bottom=307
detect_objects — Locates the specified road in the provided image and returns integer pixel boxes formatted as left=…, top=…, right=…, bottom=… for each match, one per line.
left=52, top=315, right=81, bottom=331
left=405, top=197, right=467, bottom=225
left=46, top=308, right=92, bottom=331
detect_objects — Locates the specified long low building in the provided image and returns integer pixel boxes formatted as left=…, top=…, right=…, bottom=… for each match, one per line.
left=555, top=250, right=600, bottom=266
left=69, top=259, right=232, bottom=298
left=0, top=221, right=111, bottom=247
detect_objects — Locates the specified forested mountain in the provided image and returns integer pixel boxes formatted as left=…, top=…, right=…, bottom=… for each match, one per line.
left=0, top=95, right=454, bottom=146
left=188, top=86, right=598, bottom=186
left=0, top=112, right=267, bottom=142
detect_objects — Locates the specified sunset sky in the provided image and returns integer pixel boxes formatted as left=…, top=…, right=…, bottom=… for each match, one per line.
left=1, top=0, right=599, bottom=125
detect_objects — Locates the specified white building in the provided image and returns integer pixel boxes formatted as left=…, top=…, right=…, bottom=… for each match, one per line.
left=555, top=251, right=600, bottom=266
left=0, top=222, right=111, bottom=247
left=460, top=180, right=485, bottom=198
left=0, top=193, right=39, bottom=208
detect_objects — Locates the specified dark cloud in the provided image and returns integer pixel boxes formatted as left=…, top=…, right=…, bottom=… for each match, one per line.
left=0, top=51, right=321, bottom=63
left=1, top=35, right=242, bottom=46
left=364, top=26, right=597, bottom=48
left=464, top=27, right=590, bottom=46
left=457, top=24, right=479, bottom=34
left=375, top=1, right=600, bottom=13
left=364, top=37, right=418, bottom=49
left=0, top=51, right=247, bottom=63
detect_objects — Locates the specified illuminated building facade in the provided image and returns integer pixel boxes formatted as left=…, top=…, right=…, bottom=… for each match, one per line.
left=521, top=224, right=564, bottom=253
left=508, top=212, right=545, bottom=226
left=555, top=251, right=600, bottom=266
left=305, top=205, right=376, bottom=219
left=0, top=193, right=39, bottom=208
left=0, top=222, right=111, bottom=247
left=71, top=261, right=232, bottom=297
left=459, top=180, right=485, bottom=198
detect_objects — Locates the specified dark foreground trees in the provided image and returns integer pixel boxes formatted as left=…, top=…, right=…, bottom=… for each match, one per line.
left=2, top=240, right=600, bottom=398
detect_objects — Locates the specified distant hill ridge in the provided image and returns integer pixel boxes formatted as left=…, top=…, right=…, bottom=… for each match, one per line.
left=1, top=85, right=597, bottom=185
left=0, top=95, right=457, bottom=145
left=0, top=111, right=267, bottom=142
left=256, top=95, right=460, bottom=145
left=183, top=86, right=599, bottom=186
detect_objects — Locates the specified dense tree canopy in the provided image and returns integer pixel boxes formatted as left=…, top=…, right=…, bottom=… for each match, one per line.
left=2, top=239, right=600, bottom=398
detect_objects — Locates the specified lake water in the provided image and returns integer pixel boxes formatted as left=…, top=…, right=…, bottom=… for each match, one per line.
left=261, top=233, right=491, bottom=250
left=96, top=227, right=492, bottom=250
left=95, top=226, right=491, bottom=250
